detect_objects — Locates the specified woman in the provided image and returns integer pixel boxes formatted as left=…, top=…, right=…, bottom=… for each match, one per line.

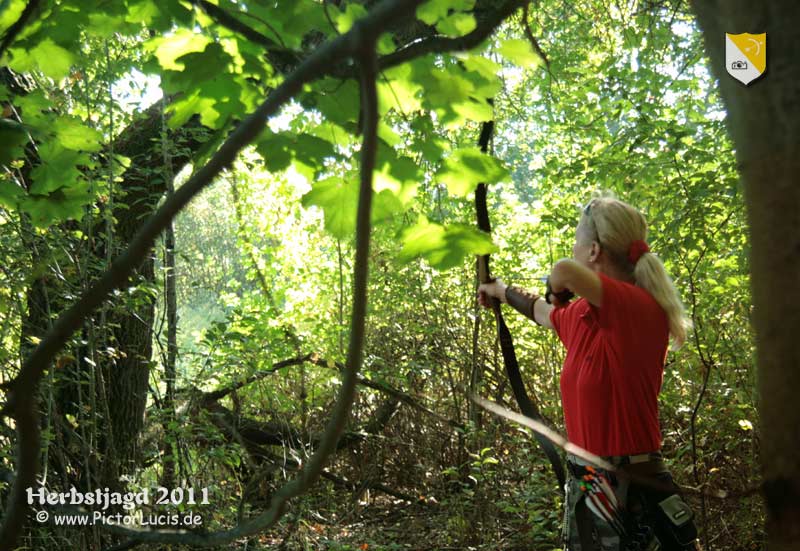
left=478, top=196, right=698, bottom=550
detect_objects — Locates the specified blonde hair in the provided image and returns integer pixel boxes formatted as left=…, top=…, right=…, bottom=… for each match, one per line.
left=582, top=196, right=691, bottom=348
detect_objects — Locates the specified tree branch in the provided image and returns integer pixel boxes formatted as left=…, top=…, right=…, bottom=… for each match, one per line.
left=189, top=0, right=286, bottom=51
left=378, top=0, right=529, bottom=71
left=196, top=354, right=465, bottom=431
left=0, top=0, right=41, bottom=60
left=521, top=2, right=553, bottom=77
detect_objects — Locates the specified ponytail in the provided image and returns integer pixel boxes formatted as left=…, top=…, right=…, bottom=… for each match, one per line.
left=584, top=196, right=691, bottom=348
left=634, top=252, right=691, bottom=348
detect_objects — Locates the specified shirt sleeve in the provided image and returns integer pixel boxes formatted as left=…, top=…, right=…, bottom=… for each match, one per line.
left=596, top=272, right=630, bottom=329
left=549, top=301, right=580, bottom=348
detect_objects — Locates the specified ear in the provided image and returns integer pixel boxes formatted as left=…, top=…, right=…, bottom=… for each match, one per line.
left=589, top=241, right=602, bottom=263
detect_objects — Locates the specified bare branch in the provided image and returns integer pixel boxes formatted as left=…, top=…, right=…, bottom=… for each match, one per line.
left=521, top=2, right=554, bottom=77
left=197, top=354, right=465, bottom=431
left=189, top=0, right=286, bottom=51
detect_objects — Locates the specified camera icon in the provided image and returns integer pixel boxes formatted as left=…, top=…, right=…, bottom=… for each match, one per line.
left=731, top=60, right=748, bottom=70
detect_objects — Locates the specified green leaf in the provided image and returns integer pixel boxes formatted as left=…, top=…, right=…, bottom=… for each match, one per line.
left=306, top=121, right=353, bottom=148
left=334, top=3, right=367, bottom=34
left=0, top=0, right=26, bottom=32
left=301, top=171, right=405, bottom=239
left=373, top=188, right=404, bottom=225
left=378, top=63, right=423, bottom=113
left=147, top=29, right=211, bottom=71
left=256, top=131, right=336, bottom=176
left=416, top=0, right=475, bottom=24
left=15, top=90, right=49, bottom=126
left=283, top=1, right=332, bottom=45
left=376, top=33, right=396, bottom=55
left=0, top=179, right=24, bottom=210
left=436, top=13, right=476, bottom=37
left=498, top=38, right=543, bottom=68
left=411, top=64, right=494, bottom=126
left=423, top=68, right=474, bottom=105
left=256, top=132, right=294, bottom=173
left=312, top=78, right=360, bottom=127
left=452, top=99, right=493, bottom=122
left=377, top=122, right=402, bottom=147
left=52, top=117, right=102, bottom=152
left=416, top=1, right=446, bottom=24
left=459, top=53, right=502, bottom=97
left=86, top=11, right=128, bottom=38
left=167, top=42, right=234, bottom=91
left=400, top=217, right=497, bottom=270
left=22, top=180, right=92, bottom=227
left=29, top=142, right=89, bottom=195
left=301, top=176, right=357, bottom=239
left=375, top=146, right=420, bottom=205
left=166, top=91, right=217, bottom=129
left=437, top=148, right=509, bottom=197
left=0, top=118, right=28, bottom=165
left=125, top=0, right=162, bottom=24
left=9, top=38, right=76, bottom=79
left=410, top=116, right=450, bottom=163
left=400, top=216, right=446, bottom=258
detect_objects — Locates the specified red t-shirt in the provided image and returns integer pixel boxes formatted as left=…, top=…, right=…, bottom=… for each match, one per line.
left=550, top=273, right=668, bottom=456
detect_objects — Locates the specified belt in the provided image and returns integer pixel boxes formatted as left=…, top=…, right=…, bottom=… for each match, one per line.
left=566, top=451, right=662, bottom=476
left=604, top=452, right=662, bottom=466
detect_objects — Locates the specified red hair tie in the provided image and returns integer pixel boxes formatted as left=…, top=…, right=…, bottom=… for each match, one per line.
left=628, top=240, right=650, bottom=264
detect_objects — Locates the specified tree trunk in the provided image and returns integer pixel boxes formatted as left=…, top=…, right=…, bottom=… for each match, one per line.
left=98, top=100, right=206, bottom=475
left=18, top=98, right=206, bottom=485
left=689, top=2, right=800, bottom=548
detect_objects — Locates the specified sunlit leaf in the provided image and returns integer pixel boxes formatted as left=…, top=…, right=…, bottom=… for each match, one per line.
left=0, top=0, right=27, bottom=31
left=9, top=38, right=76, bottom=78
left=378, top=63, right=423, bottom=113
left=436, top=13, right=476, bottom=37
left=52, top=117, right=103, bottom=152
left=400, top=217, right=497, bottom=270
left=498, top=38, right=543, bottom=68
left=301, top=176, right=357, bottom=239
left=167, top=43, right=234, bottom=92
left=312, top=79, right=360, bottom=127
left=166, top=91, right=216, bottom=129
left=738, top=419, right=753, bottom=431
left=374, top=145, right=420, bottom=204
left=416, top=0, right=475, bottom=24
left=147, top=29, right=211, bottom=71
left=257, top=131, right=336, bottom=176
left=437, top=147, right=509, bottom=197
left=334, top=2, right=367, bottom=34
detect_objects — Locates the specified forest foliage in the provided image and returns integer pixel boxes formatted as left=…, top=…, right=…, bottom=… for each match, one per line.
left=0, top=0, right=760, bottom=549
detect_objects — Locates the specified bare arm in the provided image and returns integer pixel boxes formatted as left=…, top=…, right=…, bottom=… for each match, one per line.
left=478, top=279, right=556, bottom=330
left=533, top=296, right=555, bottom=329
left=548, top=259, right=603, bottom=307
